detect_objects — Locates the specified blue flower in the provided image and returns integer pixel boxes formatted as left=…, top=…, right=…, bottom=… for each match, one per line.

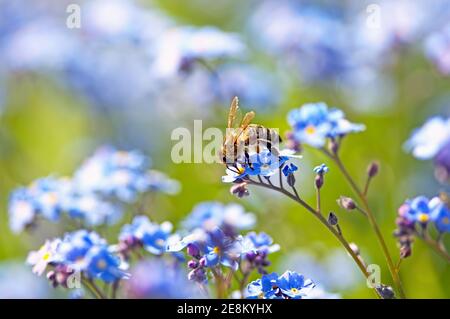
left=246, top=271, right=315, bottom=299
left=84, top=246, right=127, bottom=283
left=73, top=146, right=152, bottom=202
left=182, top=202, right=255, bottom=234
left=313, top=164, right=329, bottom=175
left=152, top=26, right=245, bottom=78
left=119, top=215, right=174, bottom=255
left=32, top=230, right=129, bottom=284
left=247, top=272, right=280, bottom=299
left=287, top=102, right=365, bottom=148
left=405, top=116, right=450, bottom=160
left=57, top=230, right=106, bottom=269
left=277, top=271, right=315, bottom=299
left=215, top=63, right=280, bottom=111
left=203, top=228, right=241, bottom=270
left=248, top=149, right=289, bottom=177
left=8, top=188, right=36, bottom=233
left=282, top=163, right=298, bottom=177
left=63, top=193, right=123, bottom=227
left=401, top=196, right=433, bottom=225
left=430, top=200, right=450, bottom=233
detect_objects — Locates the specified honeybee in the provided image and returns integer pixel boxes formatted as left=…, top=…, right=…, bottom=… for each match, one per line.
left=221, top=97, right=282, bottom=169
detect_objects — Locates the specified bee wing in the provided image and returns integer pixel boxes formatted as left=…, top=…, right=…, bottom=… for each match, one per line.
left=240, top=111, right=255, bottom=130
left=227, top=96, right=239, bottom=128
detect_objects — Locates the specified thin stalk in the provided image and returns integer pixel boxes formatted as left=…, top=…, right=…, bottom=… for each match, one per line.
left=328, top=152, right=406, bottom=299
left=82, top=277, right=106, bottom=299
left=416, top=232, right=450, bottom=263
left=246, top=178, right=381, bottom=298
left=316, top=188, right=321, bottom=214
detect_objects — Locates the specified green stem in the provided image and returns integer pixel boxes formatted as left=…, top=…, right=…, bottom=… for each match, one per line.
left=330, top=153, right=406, bottom=299
left=82, top=277, right=106, bottom=299
left=416, top=232, right=450, bottom=263
left=246, top=178, right=381, bottom=298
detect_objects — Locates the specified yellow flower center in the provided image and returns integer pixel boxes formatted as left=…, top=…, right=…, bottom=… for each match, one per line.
left=97, top=260, right=107, bottom=270
left=213, top=246, right=221, bottom=254
left=442, top=217, right=449, bottom=225
left=291, top=288, right=299, bottom=293
left=418, top=213, right=429, bottom=223
left=305, top=125, right=316, bottom=135
left=42, top=252, right=51, bottom=261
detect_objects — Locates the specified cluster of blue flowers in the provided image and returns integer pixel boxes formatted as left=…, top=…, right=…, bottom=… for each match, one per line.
left=395, top=195, right=450, bottom=258
left=0, top=0, right=279, bottom=113
left=118, top=215, right=176, bottom=256
left=405, top=116, right=450, bottom=183
left=27, top=230, right=128, bottom=286
left=246, top=271, right=315, bottom=299
left=165, top=202, right=282, bottom=287
left=286, top=102, right=365, bottom=149
left=8, top=146, right=179, bottom=233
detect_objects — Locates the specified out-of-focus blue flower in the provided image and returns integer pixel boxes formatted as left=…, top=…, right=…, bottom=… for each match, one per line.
left=246, top=271, right=315, bottom=299
left=215, top=64, right=280, bottom=111
left=119, top=215, right=174, bottom=255
left=64, top=193, right=123, bottom=226
left=405, top=116, right=450, bottom=182
left=83, top=0, right=171, bottom=43
left=30, top=230, right=129, bottom=284
left=74, top=146, right=180, bottom=201
left=152, top=26, right=245, bottom=78
left=241, top=232, right=280, bottom=255
left=313, top=164, right=329, bottom=175
left=84, top=246, right=127, bottom=283
left=431, top=201, right=450, bottom=233
left=125, top=259, right=201, bottom=298
left=287, top=102, right=365, bottom=148
left=405, top=116, right=450, bottom=160
left=57, top=230, right=106, bottom=269
left=8, top=188, right=36, bottom=233
left=426, top=23, right=450, bottom=75
left=240, top=232, right=280, bottom=274
left=182, top=201, right=255, bottom=234
left=8, top=177, right=73, bottom=233
left=203, top=228, right=241, bottom=270
left=74, top=146, right=151, bottom=202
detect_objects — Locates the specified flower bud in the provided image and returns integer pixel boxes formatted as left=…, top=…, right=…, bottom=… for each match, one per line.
left=187, top=243, right=200, bottom=258
left=230, top=182, right=249, bottom=198
left=367, top=161, right=379, bottom=178
left=187, top=260, right=198, bottom=269
left=337, top=196, right=356, bottom=211
left=349, top=242, right=360, bottom=255
left=376, top=285, right=395, bottom=299
left=328, top=212, right=338, bottom=226
left=400, top=245, right=412, bottom=259
left=315, top=175, right=323, bottom=189
left=287, top=173, right=296, bottom=187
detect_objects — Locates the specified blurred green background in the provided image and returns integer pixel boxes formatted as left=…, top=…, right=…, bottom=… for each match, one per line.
left=0, top=0, right=449, bottom=298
